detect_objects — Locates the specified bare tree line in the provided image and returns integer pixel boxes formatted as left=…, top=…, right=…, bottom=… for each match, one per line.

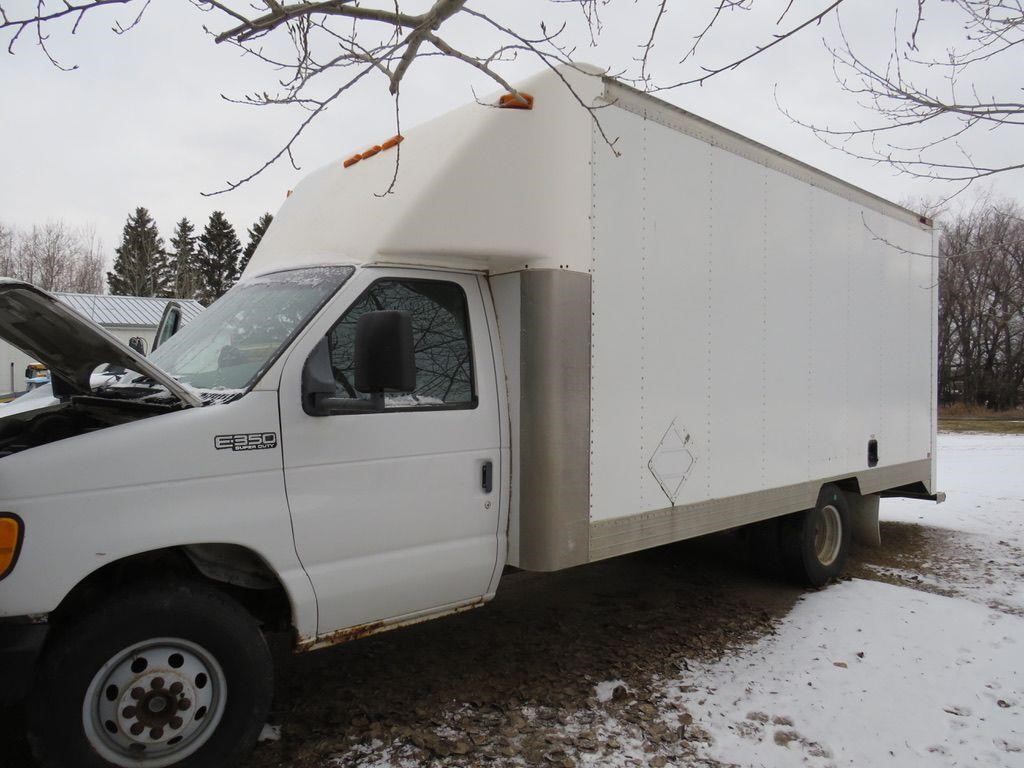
left=0, top=220, right=105, bottom=294
left=939, top=198, right=1024, bottom=410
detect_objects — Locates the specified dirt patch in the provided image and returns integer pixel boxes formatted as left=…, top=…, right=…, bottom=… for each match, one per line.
left=6, top=514, right=1013, bottom=767
left=847, top=521, right=957, bottom=595
left=247, top=536, right=800, bottom=767
left=848, top=520, right=1024, bottom=616
left=1, top=535, right=801, bottom=768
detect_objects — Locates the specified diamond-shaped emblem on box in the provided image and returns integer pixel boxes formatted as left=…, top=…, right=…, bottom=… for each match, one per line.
left=648, top=420, right=696, bottom=505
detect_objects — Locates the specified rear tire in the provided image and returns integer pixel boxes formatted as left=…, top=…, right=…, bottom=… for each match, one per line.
left=780, top=484, right=851, bottom=587
left=28, top=581, right=272, bottom=768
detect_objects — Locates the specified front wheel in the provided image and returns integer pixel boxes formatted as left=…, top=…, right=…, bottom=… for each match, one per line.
left=780, top=484, right=851, bottom=587
left=28, top=581, right=273, bottom=768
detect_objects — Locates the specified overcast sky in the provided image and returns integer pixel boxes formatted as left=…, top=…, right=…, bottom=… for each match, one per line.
left=1, top=0, right=1021, bottom=266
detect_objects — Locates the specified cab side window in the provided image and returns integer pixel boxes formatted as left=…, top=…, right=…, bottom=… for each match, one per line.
left=326, top=279, right=475, bottom=409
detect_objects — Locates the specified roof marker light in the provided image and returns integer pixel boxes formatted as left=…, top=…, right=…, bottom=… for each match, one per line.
left=343, top=135, right=405, bottom=169
left=499, top=92, right=534, bottom=110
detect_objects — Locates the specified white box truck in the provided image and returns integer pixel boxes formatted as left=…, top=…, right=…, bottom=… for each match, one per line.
left=0, top=66, right=939, bottom=767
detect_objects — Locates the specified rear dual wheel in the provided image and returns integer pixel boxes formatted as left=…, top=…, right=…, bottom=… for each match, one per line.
left=28, top=582, right=272, bottom=768
left=781, top=485, right=851, bottom=587
left=751, top=484, right=851, bottom=587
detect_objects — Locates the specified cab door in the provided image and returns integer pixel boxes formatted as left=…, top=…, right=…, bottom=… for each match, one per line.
left=278, top=268, right=503, bottom=636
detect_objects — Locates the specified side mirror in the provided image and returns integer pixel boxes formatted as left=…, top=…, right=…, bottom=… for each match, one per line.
left=153, top=304, right=182, bottom=350
left=128, top=336, right=147, bottom=356
left=301, top=310, right=416, bottom=416
left=301, top=337, right=339, bottom=415
left=354, top=310, right=416, bottom=393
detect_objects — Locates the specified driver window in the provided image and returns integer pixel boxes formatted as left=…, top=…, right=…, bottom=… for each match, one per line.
left=326, top=279, right=475, bottom=409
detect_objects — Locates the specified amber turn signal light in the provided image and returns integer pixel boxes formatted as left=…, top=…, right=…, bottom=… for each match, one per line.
left=343, top=135, right=405, bottom=170
left=498, top=92, right=534, bottom=110
left=0, top=513, right=24, bottom=581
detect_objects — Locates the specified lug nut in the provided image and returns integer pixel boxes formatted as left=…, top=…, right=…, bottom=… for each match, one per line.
left=130, top=723, right=145, bottom=736
left=122, top=706, right=136, bottom=719
left=130, top=687, right=144, bottom=700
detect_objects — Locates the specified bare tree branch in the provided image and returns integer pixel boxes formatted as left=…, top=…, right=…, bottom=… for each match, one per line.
left=782, top=1, right=1024, bottom=186
left=10, top=1, right=1013, bottom=197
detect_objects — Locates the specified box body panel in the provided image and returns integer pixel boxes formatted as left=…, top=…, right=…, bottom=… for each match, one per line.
left=475, top=73, right=936, bottom=571
left=586, top=84, right=936, bottom=541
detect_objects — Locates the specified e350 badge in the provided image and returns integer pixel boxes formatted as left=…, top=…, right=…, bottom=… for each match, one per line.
left=214, top=432, right=278, bottom=452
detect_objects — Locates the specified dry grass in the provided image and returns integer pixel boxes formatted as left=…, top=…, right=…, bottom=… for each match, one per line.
left=939, top=404, right=1024, bottom=434
left=939, top=403, right=1024, bottom=420
left=939, top=418, right=1024, bottom=435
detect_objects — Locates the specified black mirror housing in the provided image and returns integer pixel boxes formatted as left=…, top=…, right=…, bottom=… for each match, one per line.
left=354, top=310, right=416, bottom=393
left=301, top=337, right=337, bottom=416
left=301, top=310, right=416, bottom=417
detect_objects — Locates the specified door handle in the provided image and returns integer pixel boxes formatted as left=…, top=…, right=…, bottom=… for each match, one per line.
left=481, top=460, right=493, bottom=494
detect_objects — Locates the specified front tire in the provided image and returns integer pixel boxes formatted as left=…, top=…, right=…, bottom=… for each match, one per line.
left=28, top=581, right=272, bottom=768
left=780, top=484, right=851, bottom=587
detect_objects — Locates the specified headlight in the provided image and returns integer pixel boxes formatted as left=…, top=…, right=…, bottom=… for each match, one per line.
left=0, top=513, right=24, bottom=580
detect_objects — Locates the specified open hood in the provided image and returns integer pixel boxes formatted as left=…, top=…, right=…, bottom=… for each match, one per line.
left=0, top=280, right=201, bottom=407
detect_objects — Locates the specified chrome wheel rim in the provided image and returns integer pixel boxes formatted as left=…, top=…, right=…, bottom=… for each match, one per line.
left=82, top=637, right=226, bottom=768
left=813, top=504, right=842, bottom=567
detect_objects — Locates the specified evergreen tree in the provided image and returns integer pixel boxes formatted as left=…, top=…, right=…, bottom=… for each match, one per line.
left=107, top=207, right=169, bottom=296
left=196, top=211, right=242, bottom=304
left=168, top=217, right=200, bottom=299
left=238, top=212, right=273, bottom=276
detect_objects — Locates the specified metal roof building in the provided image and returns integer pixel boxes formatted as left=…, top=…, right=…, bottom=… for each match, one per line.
left=1, top=293, right=205, bottom=397
left=54, top=293, right=204, bottom=328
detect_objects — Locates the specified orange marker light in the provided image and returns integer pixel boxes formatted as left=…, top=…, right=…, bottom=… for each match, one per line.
left=499, top=92, right=534, bottom=110
left=344, top=135, right=404, bottom=169
left=0, top=514, right=23, bottom=580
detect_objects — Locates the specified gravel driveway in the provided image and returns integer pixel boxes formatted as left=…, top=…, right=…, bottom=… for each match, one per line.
left=2, top=534, right=800, bottom=768
left=250, top=536, right=799, bottom=768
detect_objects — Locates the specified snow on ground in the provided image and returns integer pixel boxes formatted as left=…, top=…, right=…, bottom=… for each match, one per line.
left=670, top=432, right=1024, bottom=767
left=667, top=579, right=1023, bottom=767
left=878, top=432, right=1024, bottom=615
left=588, top=432, right=1024, bottom=767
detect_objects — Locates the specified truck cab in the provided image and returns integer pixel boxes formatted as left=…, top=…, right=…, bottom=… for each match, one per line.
left=0, top=262, right=510, bottom=767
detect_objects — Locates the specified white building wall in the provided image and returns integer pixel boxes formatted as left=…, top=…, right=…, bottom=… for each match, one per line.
left=0, top=339, right=36, bottom=395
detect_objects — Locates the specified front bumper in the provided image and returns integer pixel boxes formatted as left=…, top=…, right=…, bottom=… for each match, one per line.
left=0, top=618, right=48, bottom=704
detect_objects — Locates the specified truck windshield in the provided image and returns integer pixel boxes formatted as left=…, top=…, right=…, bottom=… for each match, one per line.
left=149, top=266, right=354, bottom=391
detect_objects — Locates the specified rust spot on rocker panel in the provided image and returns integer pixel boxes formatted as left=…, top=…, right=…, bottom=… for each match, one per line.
left=296, top=597, right=487, bottom=653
